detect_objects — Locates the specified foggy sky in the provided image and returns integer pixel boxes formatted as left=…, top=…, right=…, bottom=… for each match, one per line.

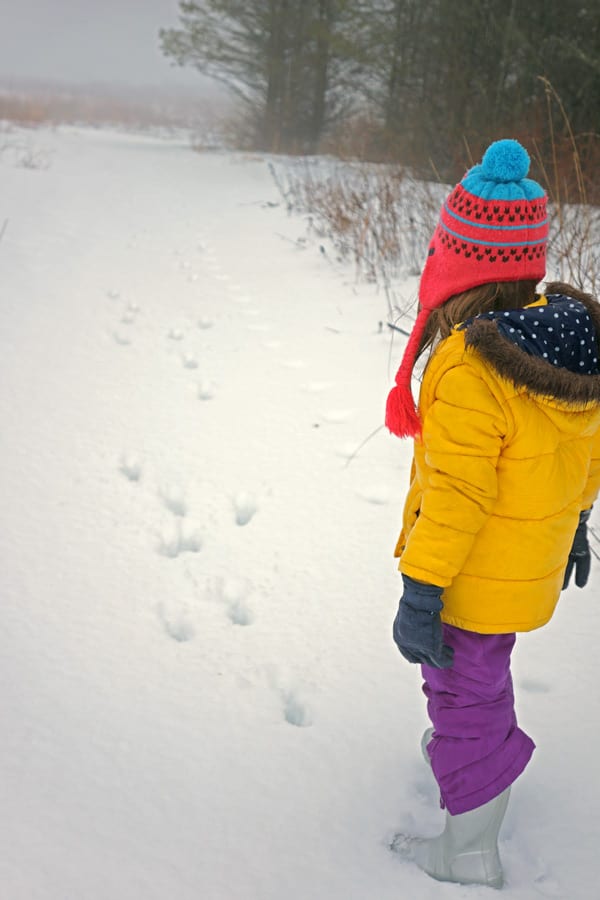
left=0, top=0, right=210, bottom=88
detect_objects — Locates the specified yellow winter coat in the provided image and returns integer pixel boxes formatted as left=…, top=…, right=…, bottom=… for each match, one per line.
left=395, top=293, right=600, bottom=633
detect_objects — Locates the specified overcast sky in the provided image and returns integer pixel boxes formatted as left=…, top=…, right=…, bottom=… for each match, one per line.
left=0, top=0, right=211, bottom=89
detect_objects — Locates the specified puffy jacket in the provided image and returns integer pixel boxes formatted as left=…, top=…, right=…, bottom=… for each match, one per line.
left=395, top=291, right=600, bottom=633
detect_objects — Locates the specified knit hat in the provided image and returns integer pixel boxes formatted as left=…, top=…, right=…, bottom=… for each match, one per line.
left=385, top=139, right=549, bottom=438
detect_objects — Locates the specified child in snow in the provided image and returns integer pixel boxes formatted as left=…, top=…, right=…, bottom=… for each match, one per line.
left=386, top=139, right=600, bottom=888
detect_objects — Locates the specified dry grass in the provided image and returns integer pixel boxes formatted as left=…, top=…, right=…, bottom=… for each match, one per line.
left=0, top=82, right=219, bottom=132
left=271, top=87, right=600, bottom=325
left=270, top=158, right=445, bottom=320
left=532, top=78, right=600, bottom=295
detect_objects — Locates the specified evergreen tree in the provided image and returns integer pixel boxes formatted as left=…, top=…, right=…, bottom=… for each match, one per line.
left=160, top=1, right=349, bottom=152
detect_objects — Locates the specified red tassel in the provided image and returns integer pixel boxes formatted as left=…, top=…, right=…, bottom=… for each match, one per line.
left=385, top=307, right=430, bottom=439
left=385, top=383, right=421, bottom=438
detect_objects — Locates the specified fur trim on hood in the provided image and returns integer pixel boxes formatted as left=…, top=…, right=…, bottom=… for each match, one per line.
left=461, top=285, right=600, bottom=406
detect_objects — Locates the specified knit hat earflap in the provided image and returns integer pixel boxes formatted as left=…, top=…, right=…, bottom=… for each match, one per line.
left=385, top=139, right=549, bottom=439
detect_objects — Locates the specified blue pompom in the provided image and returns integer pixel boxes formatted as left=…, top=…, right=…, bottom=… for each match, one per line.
left=480, top=139, right=530, bottom=183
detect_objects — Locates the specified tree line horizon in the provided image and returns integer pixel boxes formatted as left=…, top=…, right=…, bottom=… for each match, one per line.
left=161, top=1, right=600, bottom=194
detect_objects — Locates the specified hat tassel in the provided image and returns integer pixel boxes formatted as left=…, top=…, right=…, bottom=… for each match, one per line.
left=385, top=308, right=430, bottom=439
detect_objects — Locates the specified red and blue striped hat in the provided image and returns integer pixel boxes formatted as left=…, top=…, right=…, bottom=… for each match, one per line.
left=385, top=139, right=548, bottom=438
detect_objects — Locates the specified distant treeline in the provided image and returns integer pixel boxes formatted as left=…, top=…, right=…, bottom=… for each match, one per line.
left=161, top=1, right=600, bottom=193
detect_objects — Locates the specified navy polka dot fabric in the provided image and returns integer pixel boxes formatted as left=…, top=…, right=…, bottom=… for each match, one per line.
left=466, top=295, right=599, bottom=375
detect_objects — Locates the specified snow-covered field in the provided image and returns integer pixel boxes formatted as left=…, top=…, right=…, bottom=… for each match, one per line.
left=1, top=125, right=599, bottom=899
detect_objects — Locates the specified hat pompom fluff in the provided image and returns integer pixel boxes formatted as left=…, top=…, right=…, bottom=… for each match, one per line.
left=480, top=139, right=530, bottom=183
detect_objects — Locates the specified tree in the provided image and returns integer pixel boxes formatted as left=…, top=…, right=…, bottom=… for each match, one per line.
left=160, top=1, right=349, bottom=152
left=342, top=0, right=599, bottom=180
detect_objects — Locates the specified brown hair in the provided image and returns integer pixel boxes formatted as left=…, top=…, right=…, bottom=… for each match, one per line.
left=417, top=280, right=539, bottom=361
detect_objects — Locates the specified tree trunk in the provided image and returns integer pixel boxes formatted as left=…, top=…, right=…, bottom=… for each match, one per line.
left=264, top=0, right=287, bottom=151
left=309, top=0, right=334, bottom=152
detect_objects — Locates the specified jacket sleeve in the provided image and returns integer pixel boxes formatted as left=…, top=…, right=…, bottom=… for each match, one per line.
left=582, top=423, right=600, bottom=510
left=400, top=362, right=506, bottom=587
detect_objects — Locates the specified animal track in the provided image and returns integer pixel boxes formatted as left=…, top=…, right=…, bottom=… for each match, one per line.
left=119, top=453, right=143, bottom=482
left=282, top=690, right=312, bottom=727
left=265, top=667, right=313, bottom=727
left=218, top=577, right=254, bottom=626
left=198, top=380, right=216, bottom=401
left=111, top=330, right=132, bottom=346
left=157, top=599, right=196, bottom=642
left=233, top=491, right=258, bottom=526
left=157, top=520, right=202, bottom=558
left=167, top=328, right=184, bottom=341
left=160, top=484, right=188, bottom=517
left=181, top=352, right=199, bottom=369
left=120, top=303, right=140, bottom=325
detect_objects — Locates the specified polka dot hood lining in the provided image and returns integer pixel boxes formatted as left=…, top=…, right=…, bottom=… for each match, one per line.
left=459, top=293, right=600, bottom=407
left=461, top=295, right=599, bottom=376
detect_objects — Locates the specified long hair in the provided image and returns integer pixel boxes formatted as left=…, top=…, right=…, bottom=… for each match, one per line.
left=417, top=280, right=539, bottom=362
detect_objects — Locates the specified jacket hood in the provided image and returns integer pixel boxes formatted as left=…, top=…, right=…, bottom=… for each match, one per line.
left=458, top=292, right=600, bottom=407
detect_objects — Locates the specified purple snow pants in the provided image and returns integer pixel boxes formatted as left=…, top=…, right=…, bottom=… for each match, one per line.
left=422, top=623, right=535, bottom=815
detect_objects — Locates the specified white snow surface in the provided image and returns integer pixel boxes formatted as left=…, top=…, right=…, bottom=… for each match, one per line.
left=1, top=126, right=599, bottom=899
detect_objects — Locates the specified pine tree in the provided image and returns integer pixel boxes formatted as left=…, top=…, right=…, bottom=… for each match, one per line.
left=160, top=1, right=349, bottom=152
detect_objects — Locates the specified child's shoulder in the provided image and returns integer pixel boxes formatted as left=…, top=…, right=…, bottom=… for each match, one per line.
left=427, top=329, right=471, bottom=374
left=424, top=328, right=501, bottom=396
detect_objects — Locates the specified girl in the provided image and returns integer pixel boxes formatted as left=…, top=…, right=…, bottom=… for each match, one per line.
left=386, top=139, right=600, bottom=888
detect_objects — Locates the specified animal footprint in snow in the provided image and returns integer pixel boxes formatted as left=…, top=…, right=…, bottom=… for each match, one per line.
left=120, top=304, right=139, bottom=324
left=282, top=691, right=313, bottom=728
left=198, top=317, right=214, bottom=330
left=181, top=352, right=199, bottom=369
left=219, top=577, right=254, bottom=626
left=167, top=328, right=184, bottom=341
left=119, top=453, right=143, bottom=482
left=157, top=598, right=196, bottom=642
left=111, top=329, right=132, bottom=346
left=160, top=484, right=187, bottom=517
left=157, top=520, right=202, bottom=558
left=233, top=491, right=258, bottom=526
left=198, top=380, right=216, bottom=401
left=265, top=667, right=313, bottom=727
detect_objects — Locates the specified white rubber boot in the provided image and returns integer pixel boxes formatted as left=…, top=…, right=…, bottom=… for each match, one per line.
left=412, top=787, right=510, bottom=888
left=421, top=727, right=434, bottom=767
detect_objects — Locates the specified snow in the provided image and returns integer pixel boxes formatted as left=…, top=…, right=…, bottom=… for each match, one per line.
left=1, top=125, right=599, bottom=899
